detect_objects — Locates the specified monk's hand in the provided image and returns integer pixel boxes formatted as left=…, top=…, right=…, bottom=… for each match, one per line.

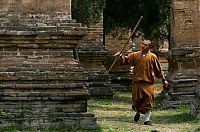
left=114, top=52, right=122, bottom=56
left=163, top=80, right=168, bottom=88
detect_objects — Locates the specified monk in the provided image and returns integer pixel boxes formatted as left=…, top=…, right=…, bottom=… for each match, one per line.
left=115, top=39, right=168, bottom=125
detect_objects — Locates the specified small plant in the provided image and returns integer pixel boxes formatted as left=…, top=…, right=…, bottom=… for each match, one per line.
left=1, top=106, right=33, bottom=119
left=0, top=124, right=33, bottom=132
left=194, top=128, right=200, bottom=132
left=93, top=98, right=112, bottom=106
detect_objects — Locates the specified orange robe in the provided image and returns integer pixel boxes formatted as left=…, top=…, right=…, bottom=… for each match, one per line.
left=120, top=51, right=164, bottom=113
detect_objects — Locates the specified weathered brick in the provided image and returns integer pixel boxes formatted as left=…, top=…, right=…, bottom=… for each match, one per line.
left=0, top=0, right=96, bottom=130
left=161, top=0, right=200, bottom=118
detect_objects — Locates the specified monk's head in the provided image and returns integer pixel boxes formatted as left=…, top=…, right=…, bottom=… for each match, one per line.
left=140, top=39, right=151, bottom=53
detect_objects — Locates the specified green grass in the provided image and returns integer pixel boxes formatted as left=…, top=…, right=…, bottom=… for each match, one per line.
left=88, top=92, right=200, bottom=132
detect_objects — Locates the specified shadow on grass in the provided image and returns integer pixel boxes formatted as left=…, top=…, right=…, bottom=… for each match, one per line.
left=90, top=92, right=132, bottom=104
left=89, top=93, right=132, bottom=112
left=153, top=111, right=197, bottom=124
left=96, top=110, right=197, bottom=125
left=97, top=115, right=133, bottom=123
left=112, top=93, right=132, bottom=104
left=89, top=105, right=131, bottom=112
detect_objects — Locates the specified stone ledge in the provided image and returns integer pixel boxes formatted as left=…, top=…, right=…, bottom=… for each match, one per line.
left=0, top=113, right=97, bottom=131
left=0, top=30, right=87, bottom=36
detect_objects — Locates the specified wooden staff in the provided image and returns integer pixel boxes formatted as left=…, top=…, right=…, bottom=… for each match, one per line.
left=108, top=16, right=143, bottom=73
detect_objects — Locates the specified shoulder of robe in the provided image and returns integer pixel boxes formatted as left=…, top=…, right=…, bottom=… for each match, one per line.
left=149, top=52, right=158, bottom=59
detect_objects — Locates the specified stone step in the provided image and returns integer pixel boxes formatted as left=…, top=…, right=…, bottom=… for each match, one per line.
left=0, top=71, right=88, bottom=81
left=0, top=92, right=89, bottom=100
left=0, top=26, right=87, bottom=31
left=0, top=99, right=89, bottom=114
left=0, top=19, right=77, bottom=26
left=0, top=21, right=83, bottom=27
left=0, top=12, right=72, bottom=19
left=0, top=113, right=96, bottom=130
left=0, top=83, right=85, bottom=89
left=0, top=66, right=84, bottom=72
left=0, top=29, right=87, bottom=36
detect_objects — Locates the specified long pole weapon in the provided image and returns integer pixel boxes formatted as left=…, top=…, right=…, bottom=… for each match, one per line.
left=107, top=16, right=143, bottom=73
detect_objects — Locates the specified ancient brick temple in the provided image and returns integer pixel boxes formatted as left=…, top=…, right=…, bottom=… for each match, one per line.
left=77, top=15, right=113, bottom=97
left=162, top=0, right=200, bottom=117
left=105, top=31, right=134, bottom=92
left=0, top=0, right=96, bottom=130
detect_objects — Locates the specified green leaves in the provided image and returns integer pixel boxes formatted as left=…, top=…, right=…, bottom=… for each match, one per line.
left=72, top=0, right=105, bottom=26
left=104, top=0, right=170, bottom=41
left=72, top=0, right=170, bottom=43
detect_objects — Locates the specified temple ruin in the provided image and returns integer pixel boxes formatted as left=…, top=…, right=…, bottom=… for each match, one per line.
left=77, top=14, right=113, bottom=97
left=0, top=0, right=97, bottom=130
left=105, top=30, right=133, bottom=92
left=162, top=0, right=200, bottom=118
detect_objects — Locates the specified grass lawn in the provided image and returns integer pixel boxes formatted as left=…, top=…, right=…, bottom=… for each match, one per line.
left=88, top=92, right=200, bottom=132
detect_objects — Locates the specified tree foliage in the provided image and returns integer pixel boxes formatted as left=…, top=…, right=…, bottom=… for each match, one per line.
left=72, top=0, right=170, bottom=42
left=71, top=0, right=105, bottom=26
left=104, top=0, right=170, bottom=41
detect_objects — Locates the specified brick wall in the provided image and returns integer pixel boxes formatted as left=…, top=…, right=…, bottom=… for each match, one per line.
left=105, top=29, right=130, bottom=54
left=162, top=0, right=200, bottom=115
left=0, top=0, right=71, bottom=16
left=77, top=14, right=113, bottom=97
left=0, top=0, right=97, bottom=130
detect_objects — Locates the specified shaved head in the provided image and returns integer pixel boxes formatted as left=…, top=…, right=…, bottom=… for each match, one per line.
left=143, top=40, right=151, bottom=46
left=141, top=39, right=151, bottom=52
